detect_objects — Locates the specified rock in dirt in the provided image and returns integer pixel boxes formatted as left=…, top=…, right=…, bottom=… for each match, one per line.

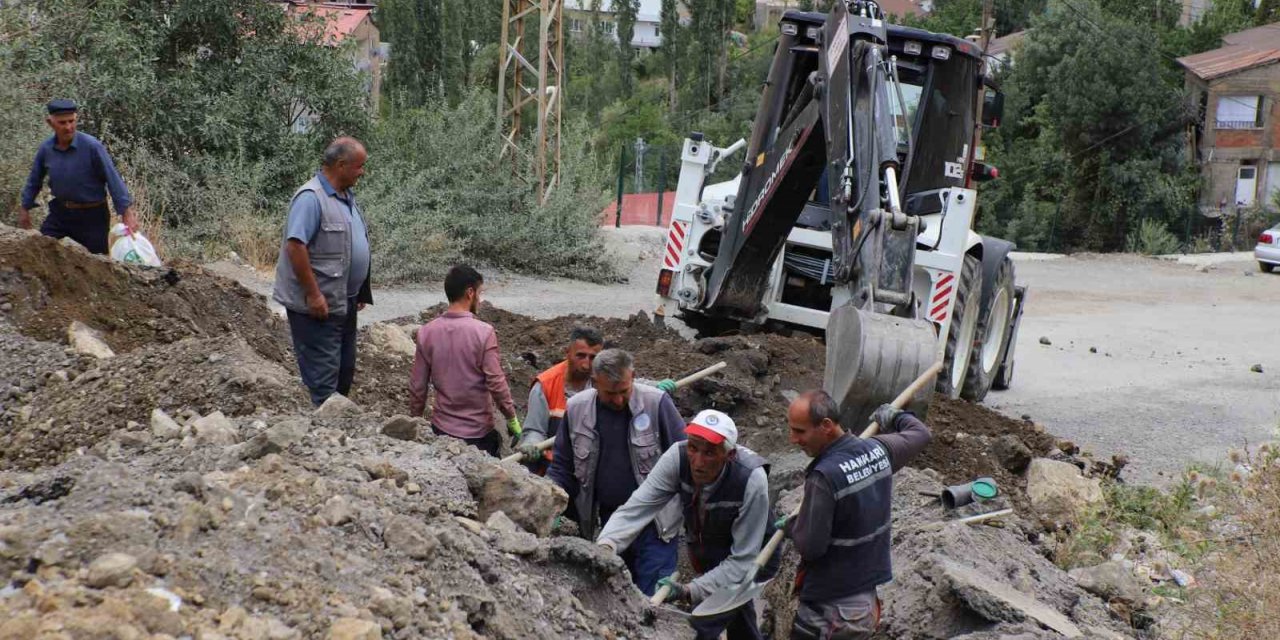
left=938, top=558, right=1083, bottom=638
left=1069, top=560, right=1145, bottom=603
left=192, top=411, right=239, bottom=446
left=461, top=459, right=568, bottom=537
left=86, top=552, right=138, bottom=588
left=1250, top=364, right=1263, bottom=373
left=327, top=617, right=381, bottom=640
left=380, top=415, right=421, bottom=441
left=383, top=515, right=438, bottom=560
left=368, top=322, right=416, bottom=357
left=318, top=495, right=354, bottom=527
left=315, top=393, right=361, bottom=418
left=238, top=418, right=309, bottom=460
left=151, top=408, right=182, bottom=440
left=993, top=434, right=1033, bottom=473
left=1026, top=458, right=1104, bottom=528
left=1038, top=336, right=1052, bottom=346
left=68, top=320, right=115, bottom=359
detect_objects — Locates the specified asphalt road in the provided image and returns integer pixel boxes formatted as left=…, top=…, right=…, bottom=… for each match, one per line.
left=211, top=227, right=1279, bottom=485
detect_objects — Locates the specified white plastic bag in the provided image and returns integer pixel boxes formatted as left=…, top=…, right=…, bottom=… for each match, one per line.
left=109, top=223, right=163, bottom=267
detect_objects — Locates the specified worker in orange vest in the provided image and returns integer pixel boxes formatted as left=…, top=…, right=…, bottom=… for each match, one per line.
left=517, top=327, right=605, bottom=473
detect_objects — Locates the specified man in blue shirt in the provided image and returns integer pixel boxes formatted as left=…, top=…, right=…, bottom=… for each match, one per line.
left=271, top=137, right=374, bottom=406
left=18, top=99, right=137, bottom=255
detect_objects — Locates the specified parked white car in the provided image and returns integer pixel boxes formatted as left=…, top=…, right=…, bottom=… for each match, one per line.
left=1257, top=224, right=1280, bottom=273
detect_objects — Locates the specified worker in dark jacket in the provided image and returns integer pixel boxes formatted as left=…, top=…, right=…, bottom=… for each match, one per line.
left=545, top=348, right=685, bottom=595
left=18, top=99, right=137, bottom=254
left=597, top=409, right=777, bottom=640
left=782, top=390, right=932, bottom=640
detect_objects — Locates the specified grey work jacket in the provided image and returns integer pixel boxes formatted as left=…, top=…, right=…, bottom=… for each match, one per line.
left=272, top=176, right=372, bottom=317
left=567, top=383, right=683, bottom=541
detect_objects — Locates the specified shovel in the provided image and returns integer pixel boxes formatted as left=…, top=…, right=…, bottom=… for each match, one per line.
left=691, top=361, right=944, bottom=619
left=500, top=361, right=729, bottom=463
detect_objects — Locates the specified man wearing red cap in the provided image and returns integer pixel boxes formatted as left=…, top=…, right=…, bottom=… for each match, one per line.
left=597, top=409, right=777, bottom=640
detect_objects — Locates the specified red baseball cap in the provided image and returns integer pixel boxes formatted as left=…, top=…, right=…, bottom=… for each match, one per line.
left=685, top=409, right=738, bottom=448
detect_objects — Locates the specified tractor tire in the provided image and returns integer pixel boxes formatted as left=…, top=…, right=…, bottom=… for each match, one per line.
left=961, top=257, right=1016, bottom=402
left=993, top=358, right=1015, bottom=390
left=937, top=254, right=981, bottom=399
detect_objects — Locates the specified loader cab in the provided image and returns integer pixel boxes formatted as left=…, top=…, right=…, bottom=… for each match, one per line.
left=763, top=12, right=984, bottom=221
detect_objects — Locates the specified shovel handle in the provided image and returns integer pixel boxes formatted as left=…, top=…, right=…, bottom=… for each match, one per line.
left=502, top=362, right=729, bottom=464
left=858, top=361, right=943, bottom=439
left=765, top=362, right=944, bottom=563
left=650, top=571, right=679, bottom=605
left=675, top=361, right=727, bottom=387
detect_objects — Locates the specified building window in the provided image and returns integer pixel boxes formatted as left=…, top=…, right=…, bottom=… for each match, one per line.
left=570, top=18, right=583, bottom=32
left=654, top=25, right=660, bottom=38
left=601, top=20, right=614, bottom=34
left=1215, top=95, right=1263, bottom=129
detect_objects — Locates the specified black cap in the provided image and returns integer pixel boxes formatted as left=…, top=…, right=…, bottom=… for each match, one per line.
left=46, top=99, right=78, bottom=115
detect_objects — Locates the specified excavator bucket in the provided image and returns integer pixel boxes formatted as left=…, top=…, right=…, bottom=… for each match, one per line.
left=824, top=303, right=937, bottom=430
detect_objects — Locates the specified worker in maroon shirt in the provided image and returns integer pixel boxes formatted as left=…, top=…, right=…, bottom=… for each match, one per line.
left=409, top=265, right=521, bottom=456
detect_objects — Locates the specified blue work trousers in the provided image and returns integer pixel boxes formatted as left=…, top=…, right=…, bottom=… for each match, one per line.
left=286, top=297, right=358, bottom=406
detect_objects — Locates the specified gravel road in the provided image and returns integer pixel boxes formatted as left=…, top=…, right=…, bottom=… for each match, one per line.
left=210, top=227, right=1280, bottom=485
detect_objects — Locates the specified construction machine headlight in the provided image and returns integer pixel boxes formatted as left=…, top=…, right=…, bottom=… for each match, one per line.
left=931, top=46, right=951, bottom=60
left=805, top=26, right=821, bottom=40
left=903, top=41, right=922, bottom=55
left=781, top=22, right=798, bottom=36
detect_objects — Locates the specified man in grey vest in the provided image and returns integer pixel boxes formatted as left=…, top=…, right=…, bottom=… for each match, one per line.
left=272, top=137, right=373, bottom=406
left=545, top=348, right=685, bottom=596
left=782, top=390, right=931, bottom=640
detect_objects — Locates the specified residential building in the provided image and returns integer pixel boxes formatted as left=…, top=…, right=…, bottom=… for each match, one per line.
left=1177, top=22, right=1280, bottom=210
left=282, top=1, right=386, bottom=119
left=753, top=0, right=931, bottom=31
left=985, top=30, right=1027, bottom=72
left=565, top=0, right=676, bottom=49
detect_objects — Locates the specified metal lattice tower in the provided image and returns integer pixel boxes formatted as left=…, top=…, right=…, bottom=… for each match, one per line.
left=497, top=0, right=563, bottom=203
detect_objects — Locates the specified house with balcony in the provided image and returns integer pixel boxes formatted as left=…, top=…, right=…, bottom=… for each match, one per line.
left=565, top=0, right=675, bottom=49
left=1177, top=22, right=1280, bottom=210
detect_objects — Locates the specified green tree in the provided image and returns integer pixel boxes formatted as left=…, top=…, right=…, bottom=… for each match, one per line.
left=1257, top=0, right=1280, bottom=25
left=616, top=0, right=639, bottom=96
left=980, top=0, right=1195, bottom=251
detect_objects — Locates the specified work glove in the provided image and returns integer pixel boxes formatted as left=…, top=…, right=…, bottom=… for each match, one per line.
left=774, top=514, right=789, bottom=530
left=656, top=576, right=690, bottom=603
left=871, top=404, right=904, bottom=432
left=656, top=379, right=677, bottom=395
left=518, top=440, right=545, bottom=463
left=506, top=416, right=523, bottom=437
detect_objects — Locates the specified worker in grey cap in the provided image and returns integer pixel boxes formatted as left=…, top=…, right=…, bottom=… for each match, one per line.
left=17, top=99, right=137, bottom=254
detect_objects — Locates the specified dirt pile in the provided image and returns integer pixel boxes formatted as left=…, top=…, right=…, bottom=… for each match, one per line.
left=0, top=226, right=1137, bottom=639
left=0, top=228, right=684, bottom=639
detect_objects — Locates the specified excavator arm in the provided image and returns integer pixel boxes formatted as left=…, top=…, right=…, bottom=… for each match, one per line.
left=704, top=0, right=938, bottom=426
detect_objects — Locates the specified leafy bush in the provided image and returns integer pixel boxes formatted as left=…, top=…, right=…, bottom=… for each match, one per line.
left=359, top=91, right=616, bottom=283
left=1125, top=218, right=1181, bottom=255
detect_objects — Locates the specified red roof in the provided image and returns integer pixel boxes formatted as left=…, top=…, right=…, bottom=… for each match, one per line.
left=1178, top=44, right=1280, bottom=81
left=1222, top=22, right=1280, bottom=48
left=288, top=3, right=371, bottom=45
left=878, top=0, right=928, bottom=18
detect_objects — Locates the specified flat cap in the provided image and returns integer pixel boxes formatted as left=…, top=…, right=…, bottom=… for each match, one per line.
left=46, top=98, right=78, bottom=115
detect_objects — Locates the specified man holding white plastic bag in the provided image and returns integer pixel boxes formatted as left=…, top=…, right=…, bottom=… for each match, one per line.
left=17, top=99, right=138, bottom=255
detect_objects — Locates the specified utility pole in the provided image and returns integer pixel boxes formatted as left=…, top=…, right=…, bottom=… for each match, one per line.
left=634, top=137, right=648, bottom=193
left=497, top=0, right=564, bottom=204
left=970, top=0, right=995, bottom=167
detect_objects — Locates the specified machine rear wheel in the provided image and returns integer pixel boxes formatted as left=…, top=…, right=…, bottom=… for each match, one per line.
left=961, top=257, right=1015, bottom=402
left=937, top=254, right=981, bottom=399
